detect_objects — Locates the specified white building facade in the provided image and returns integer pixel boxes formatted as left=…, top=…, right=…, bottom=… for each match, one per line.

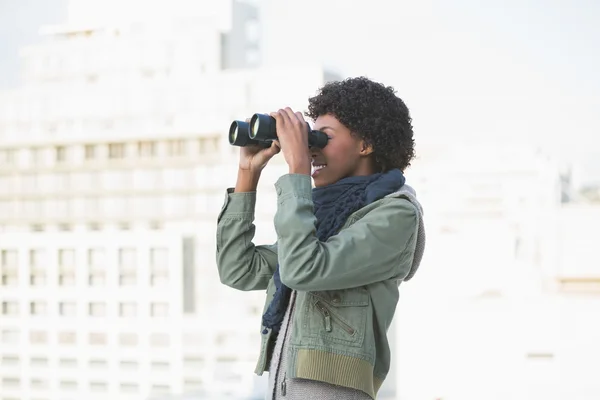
left=0, top=1, right=335, bottom=399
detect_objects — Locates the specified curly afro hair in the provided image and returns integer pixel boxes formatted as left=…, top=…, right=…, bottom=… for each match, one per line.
left=306, top=76, right=415, bottom=172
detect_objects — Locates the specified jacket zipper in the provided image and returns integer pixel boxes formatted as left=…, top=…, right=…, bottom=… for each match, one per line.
left=281, top=372, right=287, bottom=396
left=314, top=301, right=355, bottom=335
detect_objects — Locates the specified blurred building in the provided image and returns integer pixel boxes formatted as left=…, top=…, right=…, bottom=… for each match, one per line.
left=397, top=143, right=600, bottom=400
left=0, top=1, right=337, bottom=399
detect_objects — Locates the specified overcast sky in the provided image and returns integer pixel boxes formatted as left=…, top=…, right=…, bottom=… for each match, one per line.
left=1, top=0, right=599, bottom=180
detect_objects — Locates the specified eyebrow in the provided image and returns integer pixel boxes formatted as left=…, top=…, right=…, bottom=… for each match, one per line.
left=317, top=126, right=335, bottom=132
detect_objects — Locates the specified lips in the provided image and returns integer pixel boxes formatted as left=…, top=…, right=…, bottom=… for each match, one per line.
left=312, top=162, right=327, bottom=177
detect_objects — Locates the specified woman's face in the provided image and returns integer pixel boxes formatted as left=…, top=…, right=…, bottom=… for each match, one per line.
left=310, top=114, right=374, bottom=187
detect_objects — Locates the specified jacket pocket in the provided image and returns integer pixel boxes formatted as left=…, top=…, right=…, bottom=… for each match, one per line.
left=304, top=289, right=369, bottom=348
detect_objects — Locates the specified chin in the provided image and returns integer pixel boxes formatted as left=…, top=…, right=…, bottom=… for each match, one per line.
left=312, top=170, right=340, bottom=188
left=311, top=173, right=331, bottom=188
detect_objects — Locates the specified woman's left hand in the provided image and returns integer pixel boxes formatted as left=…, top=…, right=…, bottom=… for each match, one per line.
left=270, top=107, right=312, bottom=175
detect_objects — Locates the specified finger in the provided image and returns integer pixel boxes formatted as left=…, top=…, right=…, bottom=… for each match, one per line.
left=294, top=111, right=306, bottom=126
left=261, top=140, right=280, bottom=159
left=276, top=109, right=293, bottom=130
left=284, top=107, right=301, bottom=124
left=279, top=108, right=292, bottom=124
left=269, top=111, right=285, bottom=128
left=269, top=140, right=281, bottom=154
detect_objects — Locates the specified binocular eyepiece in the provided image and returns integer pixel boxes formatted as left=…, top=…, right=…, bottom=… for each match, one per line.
left=229, top=113, right=329, bottom=149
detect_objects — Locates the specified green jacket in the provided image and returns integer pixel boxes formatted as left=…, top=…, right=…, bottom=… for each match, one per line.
left=216, top=174, right=425, bottom=399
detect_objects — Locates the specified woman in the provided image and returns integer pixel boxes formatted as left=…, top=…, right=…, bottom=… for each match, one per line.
left=216, top=77, right=425, bottom=399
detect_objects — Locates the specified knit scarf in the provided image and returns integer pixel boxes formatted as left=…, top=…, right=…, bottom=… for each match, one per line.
left=261, top=168, right=406, bottom=336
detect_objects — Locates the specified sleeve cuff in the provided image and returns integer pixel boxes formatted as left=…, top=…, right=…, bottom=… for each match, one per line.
left=218, top=188, right=257, bottom=220
left=274, top=174, right=313, bottom=201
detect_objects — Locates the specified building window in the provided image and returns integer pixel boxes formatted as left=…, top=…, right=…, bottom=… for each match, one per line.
left=59, top=302, right=76, bottom=317
left=151, top=385, right=171, bottom=394
left=150, top=302, right=169, bottom=318
left=246, top=49, right=260, bottom=65
left=58, top=223, right=72, bottom=232
left=88, top=272, right=105, bottom=286
left=31, top=147, right=45, bottom=166
left=183, top=378, right=203, bottom=392
left=59, top=380, right=78, bottom=390
left=58, top=331, right=76, bottom=345
left=150, top=333, right=170, bottom=348
left=30, top=357, right=48, bottom=367
left=29, top=331, right=47, bottom=344
left=151, top=361, right=170, bottom=371
left=84, top=144, right=96, bottom=160
left=89, top=332, right=107, bottom=346
left=119, top=361, right=138, bottom=370
left=108, top=143, right=126, bottom=159
left=150, top=247, right=169, bottom=286
left=55, top=146, right=67, bottom=163
left=30, top=301, right=47, bottom=316
left=88, top=248, right=105, bottom=286
left=31, top=224, right=45, bottom=232
left=1, top=377, right=20, bottom=388
left=183, top=357, right=204, bottom=369
left=120, top=383, right=139, bottom=393
left=29, top=249, right=46, bottom=286
left=183, top=333, right=205, bottom=347
left=1, top=249, right=18, bottom=286
left=2, top=329, right=19, bottom=344
left=0, top=148, right=17, bottom=166
left=2, top=301, right=19, bottom=316
left=199, top=136, right=219, bottom=154
left=119, top=333, right=138, bottom=347
left=138, top=141, right=156, bottom=157
left=59, top=248, right=75, bottom=266
left=119, top=248, right=137, bottom=286
left=58, top=249, right=76, bottom=286
left=87, top=222, right=102, bottom=231
left=149, top=220, right=163, bottom=230
left=89, top=359, right=107, bottom=369
left=90, top=381, right=108, bottom=392
left=119, top=302, right=137, bottom=317
left=87, top=248, right=103, bottom=268
left=30, top=378, right=48, bottom=389
left=1, top=355, right=19, bottom=366
left=166, top=139, right=186, bottom=157
left=59, top=358, right=77, bottom=368
left=88, top=302, right=106, bottom=317
left=245, top=19, right=260, bottom=42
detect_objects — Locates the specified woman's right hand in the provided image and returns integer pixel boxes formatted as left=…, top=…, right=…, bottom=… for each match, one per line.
left=238, top=139, right=280, bottom=172
left=234, top=119, right=280, bottom=192
left=235, top=142, right=279, bottom=193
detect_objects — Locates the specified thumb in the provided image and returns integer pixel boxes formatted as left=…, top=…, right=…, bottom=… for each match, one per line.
left=264, top=140, right=281, bottom=158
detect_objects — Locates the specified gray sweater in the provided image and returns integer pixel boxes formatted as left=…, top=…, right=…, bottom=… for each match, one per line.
left=266, top=291, right=373, bottom=400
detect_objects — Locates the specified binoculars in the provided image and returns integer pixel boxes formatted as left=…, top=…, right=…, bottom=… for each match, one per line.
left=229, top=113, right=329, bottom=149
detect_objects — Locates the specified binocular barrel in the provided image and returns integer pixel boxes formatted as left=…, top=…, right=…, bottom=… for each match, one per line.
left=228, top=121, right=270, bottom=148
left=229, top=113, right=329, bottom=149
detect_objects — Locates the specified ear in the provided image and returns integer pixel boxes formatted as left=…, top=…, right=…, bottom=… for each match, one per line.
left=359, top=140, right=374, bottom=156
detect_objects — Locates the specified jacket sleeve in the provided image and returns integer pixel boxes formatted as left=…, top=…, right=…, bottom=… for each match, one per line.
left=216, top=188, right=278, bottom=291
left=274, top=174, right=418, bottom=291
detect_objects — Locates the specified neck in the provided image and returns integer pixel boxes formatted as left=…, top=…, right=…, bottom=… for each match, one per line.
left=351, top=158, right=377, bottom=177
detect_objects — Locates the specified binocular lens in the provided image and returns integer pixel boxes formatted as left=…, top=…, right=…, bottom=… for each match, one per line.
left=231, top=125, right=238, bottom=142
left=251, top=118, right=260, bottom=138
left=229, top=121, right=248, bottom=146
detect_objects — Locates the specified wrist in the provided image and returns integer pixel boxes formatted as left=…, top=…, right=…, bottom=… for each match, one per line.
left=235, top=168, right=261, bottom=192
left=286, top=151, right=311, bottom=175
left=288, top=161, right=311, bottom=175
